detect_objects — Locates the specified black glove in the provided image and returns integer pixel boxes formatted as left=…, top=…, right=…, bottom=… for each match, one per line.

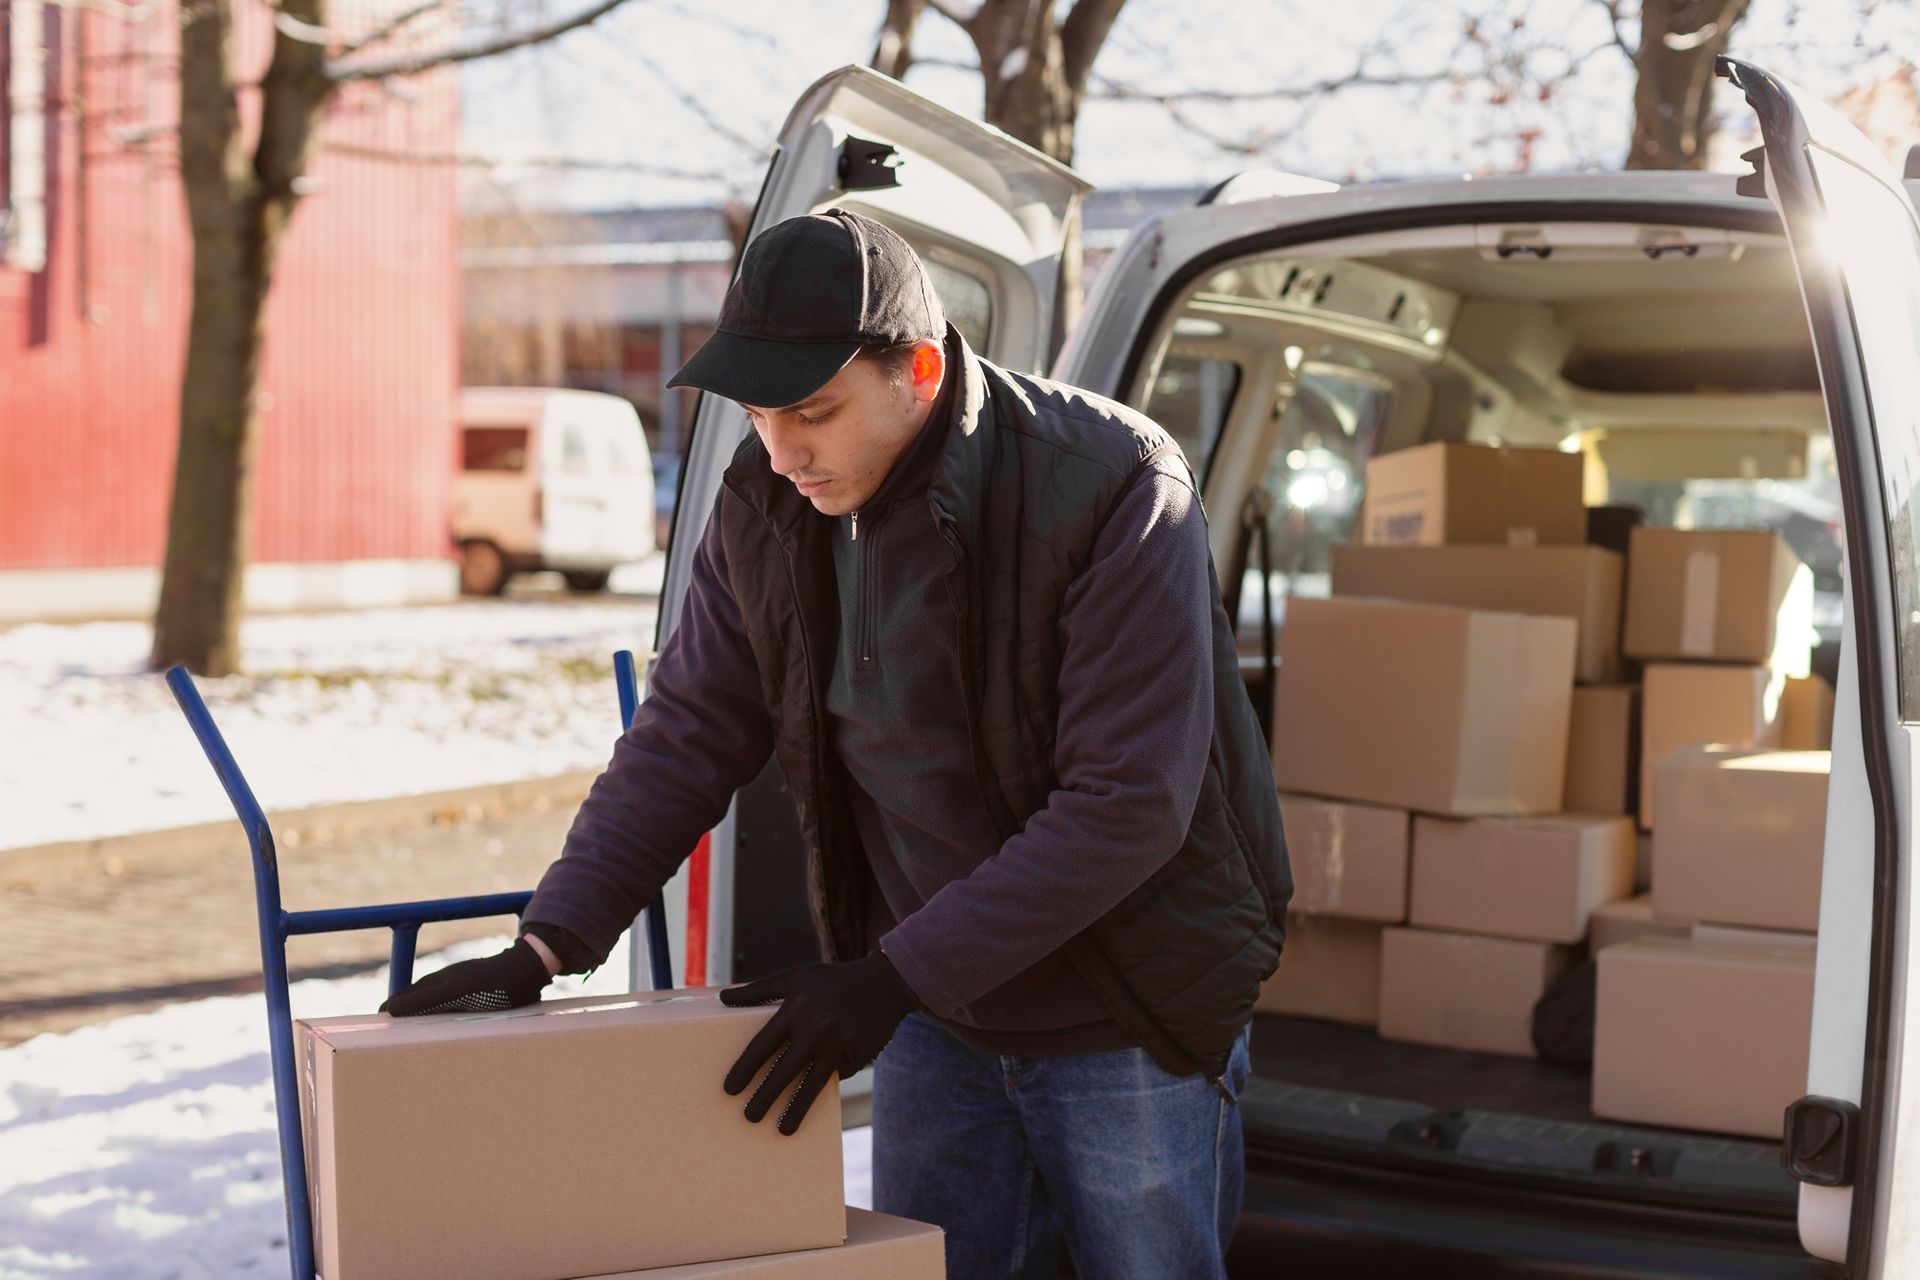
left=719, top=951, right=922, bottom=1136
left=379, top=938, right=553, bottom=1016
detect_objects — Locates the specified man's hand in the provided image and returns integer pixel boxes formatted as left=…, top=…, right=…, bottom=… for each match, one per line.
left=719, top=951, right=921, bottom=1136
left=379, top=938, right=554, bottom=1016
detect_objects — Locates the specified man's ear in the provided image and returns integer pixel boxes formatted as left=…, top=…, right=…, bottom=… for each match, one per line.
left=909, top=339, right=945, bottom=405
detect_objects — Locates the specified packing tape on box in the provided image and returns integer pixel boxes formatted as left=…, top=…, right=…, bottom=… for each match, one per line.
left=447, top=993, right=701, bottom=1024
left=1321, top=807, right=1348, bottom=910
left=1506, top=526, right=1539, bottom=548
left=1681, top=549, right=1720, bottom=657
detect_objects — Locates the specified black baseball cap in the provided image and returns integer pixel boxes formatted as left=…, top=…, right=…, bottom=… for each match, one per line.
left=667, top=208, right=946, bottom=409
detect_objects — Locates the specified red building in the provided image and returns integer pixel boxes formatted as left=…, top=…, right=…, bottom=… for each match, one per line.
left=0, top=1, right=461, bottom=622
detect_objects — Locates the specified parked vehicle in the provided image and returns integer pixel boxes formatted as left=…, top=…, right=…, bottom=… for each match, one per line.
left=454, top=387, right=655, bottom=595
left=647, top=62, right=1920, bottom=1277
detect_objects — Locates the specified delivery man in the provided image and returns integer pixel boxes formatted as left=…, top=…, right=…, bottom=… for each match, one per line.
left=384, top=208, right=1291, bottom=1278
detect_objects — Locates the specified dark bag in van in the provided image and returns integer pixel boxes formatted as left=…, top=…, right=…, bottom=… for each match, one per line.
left=1532, top=957, right=1598, bottom=1066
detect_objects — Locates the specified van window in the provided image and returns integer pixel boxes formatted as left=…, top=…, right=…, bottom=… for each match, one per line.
left=920, top=256, right=993, bottom=355
left=462, top=427, right=529, bottom=472
left=1603, top=437, right=1845, bottom=645
left=1239, top=366, right=1395, bottom=622
left=1147, top=354, right=1241, bottom=480
left=561, top=423, right=594, bottom=475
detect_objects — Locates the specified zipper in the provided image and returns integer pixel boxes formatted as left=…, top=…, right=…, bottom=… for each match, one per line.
left=853, top=507, right=875, bottom=668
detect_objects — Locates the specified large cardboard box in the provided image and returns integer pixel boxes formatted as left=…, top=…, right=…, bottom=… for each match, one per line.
left=1409, top=814, right=1636, bottom=944
left=296, top=990, right=846, bottom=1280
left=1622, top=528, right=1814, bottom=672
left=1638, top=663, right=1783, bottom=828
left=1652, top=746, right=1830, bottom=932
left=1279, top=793, right=1409, bottom=921
left=1564, top=685, right=1638, bottom=816
left=1378, top=927, right=1578, bottom=1057
left=1593, top=935, right=1814, bottom=1138
left=1588, top=894, right=1691, bottom=954
left=1271, top=598, right=1577, bottom=816
left=1255, top=914, right=1385, bottom=1025
left=1329, top=544, right=1624, bottom=683
left=587, top=1210, right=944, bottom=1279
left=1360, top=442, right=1585, bottom=547
left=1781, top=674, right=1836, bottom=750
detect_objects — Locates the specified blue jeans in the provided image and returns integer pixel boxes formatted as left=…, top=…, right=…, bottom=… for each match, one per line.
left=871, top=1012, right=1252, bottom=1279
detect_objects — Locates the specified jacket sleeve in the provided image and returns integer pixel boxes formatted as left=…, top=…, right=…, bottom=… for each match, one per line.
left=877, top=455, right=1216, bottom=1016
left=520, top=506, right=774, bottom=967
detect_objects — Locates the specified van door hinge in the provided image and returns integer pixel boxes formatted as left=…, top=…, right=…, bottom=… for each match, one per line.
left=839, top=137, right=903, bottom=191
left=1783, top=1095, right=1859, bottom=1187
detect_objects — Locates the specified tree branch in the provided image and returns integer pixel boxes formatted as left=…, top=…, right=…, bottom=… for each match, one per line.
left=328, top=0, right=637, bottom=83
left=320, top=139, right=727, bottom=181
left=1593, top=0, right=1637, bottom=61
left=1090, top=64, right=1454, bottom=105
left=923, top=0, right=979, bottom=37
left=334, top=0, right=451, bottom=58
left=1060, top=0, right=1126, bottom=97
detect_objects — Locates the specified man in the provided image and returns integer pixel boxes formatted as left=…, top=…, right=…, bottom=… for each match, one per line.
left=384, top=208, right=1290, bottom=1278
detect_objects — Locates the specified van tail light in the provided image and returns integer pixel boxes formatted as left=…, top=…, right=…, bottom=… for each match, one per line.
left=533, top=487, right=543, bottom=522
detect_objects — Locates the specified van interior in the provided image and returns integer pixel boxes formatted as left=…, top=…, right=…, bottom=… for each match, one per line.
left=1126, top=221, right=1835, bottom=1244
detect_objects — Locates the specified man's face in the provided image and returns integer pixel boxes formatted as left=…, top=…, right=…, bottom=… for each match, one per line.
left=741, top=340, right=945, bottom=517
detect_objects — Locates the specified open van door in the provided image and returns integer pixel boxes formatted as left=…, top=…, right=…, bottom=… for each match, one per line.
left=1717, top=56, right=1920, bottom=1277
left=646, top=66, right=1088, bottom=990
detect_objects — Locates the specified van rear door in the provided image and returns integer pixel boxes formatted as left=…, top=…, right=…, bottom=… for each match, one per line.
left=650, top=66, right=1086, bottom=988
left=1716, top=55, right=1920, bottom=1277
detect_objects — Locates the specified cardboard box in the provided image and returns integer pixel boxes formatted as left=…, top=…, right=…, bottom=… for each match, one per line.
left=1409, top=814, right=1636, bottom=944
left=1781, top=674, right=1836, bottom=750
left=1255, top=914, right=1385, bottom=1025
left=1588, top=894, right=1691, bottom=954
left=587, top=1210, right=945, bottom=1279
left=1360, top=442, right=1585, bottom=548
left=1279, top=793, right=1409, bottom=921
left=1330, top=544, right=1624, bottom=683
left=1564, top=685, right=1638, bottom=816
left=1638, top=663, right=1783, bottom=828
left=1622, top=528, right=1814, bottom=672
left=1593, top=935, right=1814, bottom=1138
left=1652, top=746, right=1830, bottom=932
left=1271, top=598, right=1577, bottom=816
left=296, top=990, right=846, bottom=1280
left=1378, top=927, right=1578, bottom=1057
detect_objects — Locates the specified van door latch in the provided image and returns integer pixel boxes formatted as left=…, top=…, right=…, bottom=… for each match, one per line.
left=1783, top=1095, right=1858, bottom=1187
left=839, top=137, right=903, bottom=191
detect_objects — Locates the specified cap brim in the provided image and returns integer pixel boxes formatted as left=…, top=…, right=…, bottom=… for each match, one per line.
left=666, top=331, right=861, bottom=409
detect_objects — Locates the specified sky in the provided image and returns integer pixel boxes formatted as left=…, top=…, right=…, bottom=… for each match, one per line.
left=452, top=0, right=1919, bottom=213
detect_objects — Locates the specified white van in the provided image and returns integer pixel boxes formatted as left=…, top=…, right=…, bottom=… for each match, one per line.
left=454, top=387, right=656, bottom=595
left=649, top=62, right=1920, bottom=1276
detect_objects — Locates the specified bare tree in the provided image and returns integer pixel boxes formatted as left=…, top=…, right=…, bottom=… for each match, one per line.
left=152, top=0, right=640, bottom=676
left=872, top=0, right=1128, bottom=333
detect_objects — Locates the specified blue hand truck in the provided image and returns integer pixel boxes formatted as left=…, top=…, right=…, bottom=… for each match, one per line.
left=165, top=650, right=674, bottom=1280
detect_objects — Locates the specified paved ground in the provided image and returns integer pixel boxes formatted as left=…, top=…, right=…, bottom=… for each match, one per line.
left=0, top=788, right=588, bottom=1047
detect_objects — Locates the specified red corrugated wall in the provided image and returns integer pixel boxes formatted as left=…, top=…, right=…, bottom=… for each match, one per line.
left=0, top=1, right=459, bottom=571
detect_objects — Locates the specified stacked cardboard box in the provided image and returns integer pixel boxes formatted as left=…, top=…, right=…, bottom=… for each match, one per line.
left=1270, top=440, right=1833, bottom=1122
left=1272, top=442, right=1636, bottom=1057
left=297, top=991, right=945, bottom=1280
left=1593, top=531, right=1827, bottom=1136
left=1255, top=795, right=1409, bottom=1025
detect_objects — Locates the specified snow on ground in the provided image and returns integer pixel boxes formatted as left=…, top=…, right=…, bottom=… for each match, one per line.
left=0, top=580, right=667, bottom=851
left=0, top=932, right=873, bottom=1280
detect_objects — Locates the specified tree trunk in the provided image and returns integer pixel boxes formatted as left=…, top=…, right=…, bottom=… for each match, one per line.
left=150, top=0, right=329, bottom=675
left=870, top=0, right=924, bottom=80
left=1625, top=0, right=1751, bottom=170
left=969, top=2, right=1087, bottom=339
